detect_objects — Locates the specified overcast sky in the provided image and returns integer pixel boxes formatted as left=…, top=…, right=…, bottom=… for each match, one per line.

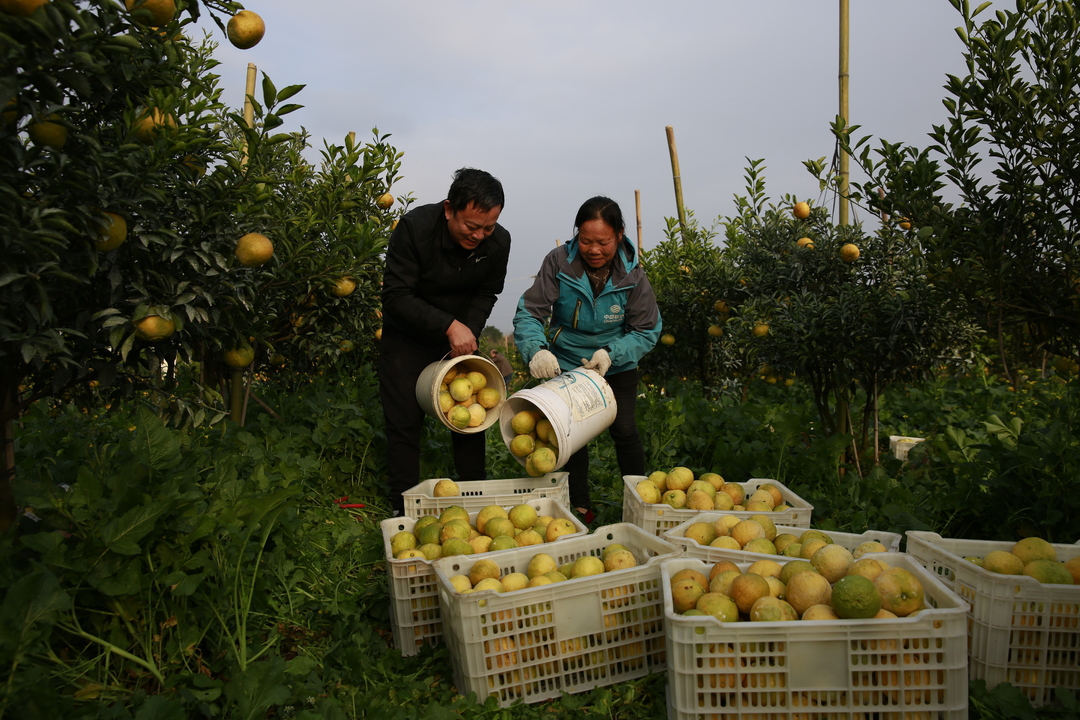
left=210, top=1, right=970, bottom=334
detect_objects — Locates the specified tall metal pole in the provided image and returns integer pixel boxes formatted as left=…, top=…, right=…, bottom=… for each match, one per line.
left=838, top=0, right=850, bottom=225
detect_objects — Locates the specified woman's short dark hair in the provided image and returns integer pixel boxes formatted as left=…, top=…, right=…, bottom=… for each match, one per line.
left=446, top=168, right=505, bottom=213
left=573, top=196, right=625, bottom=235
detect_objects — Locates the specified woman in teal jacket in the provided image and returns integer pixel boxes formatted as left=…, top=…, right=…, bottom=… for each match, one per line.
left=514, top=196, right=662, bottom=521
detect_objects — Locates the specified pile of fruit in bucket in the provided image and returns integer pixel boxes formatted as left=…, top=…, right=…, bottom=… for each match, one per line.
left=507, top=408, right=559, bottom=477
left=439, top=366, right=501, bottom=429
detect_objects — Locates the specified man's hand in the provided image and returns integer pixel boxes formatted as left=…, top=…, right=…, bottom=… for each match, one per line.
left=446, top=320, right=477, bottom=357
left=581, top=348, right=612, bottom=376
left=529, top=349, right=561, bottom=378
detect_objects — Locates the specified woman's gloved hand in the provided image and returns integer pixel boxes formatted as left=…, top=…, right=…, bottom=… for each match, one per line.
left=528, top=349, right=561, bottom=378
left=581, top=348, right=612, bottom=376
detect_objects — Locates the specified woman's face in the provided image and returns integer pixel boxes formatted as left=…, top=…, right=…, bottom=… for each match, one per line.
left=577, top=218, right=622, bottom=269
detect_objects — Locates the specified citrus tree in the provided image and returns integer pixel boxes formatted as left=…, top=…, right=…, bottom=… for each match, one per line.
left=834, top=0, right=1080, bottom=383
left=0, top=1, right=402, bottom=529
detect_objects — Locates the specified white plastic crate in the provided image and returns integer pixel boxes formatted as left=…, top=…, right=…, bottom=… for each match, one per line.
left=663, top=553, right=970, bottom=720
left=889, top=435, right=926, bottom=461
left=906, top=530, right=1080, bottom=705
left=402, top=472, right=569, bottom=519
left=663, top=514, right=901, bottom=564
left=622, top=476, right=813, bottom=537
left=430, top=523, right=683, bottom=707
left=382, top=497, right=587, bottom=656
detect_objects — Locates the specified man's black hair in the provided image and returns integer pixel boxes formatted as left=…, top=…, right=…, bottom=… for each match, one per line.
left=446, top=168, right=505, bottom=213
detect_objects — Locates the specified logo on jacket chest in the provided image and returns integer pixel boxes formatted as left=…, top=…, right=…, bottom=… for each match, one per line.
left=602, top=304, right=623, bottom=323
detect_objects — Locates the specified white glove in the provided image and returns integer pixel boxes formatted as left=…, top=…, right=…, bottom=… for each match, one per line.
left=581, top=348, right=612, bottom=376
left=529, top=349, right=561, bottom=378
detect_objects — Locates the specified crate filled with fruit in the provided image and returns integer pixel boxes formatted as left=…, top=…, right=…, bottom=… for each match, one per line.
left=401, top=474, right=570, bottom=519
left=430, top=523, right=682, bottom=707
left=623, top=468, right=813, bottom=536
left=906, top=531, right=1080, bottom=705
left=381, top=497, right=587, bottom=656
left=664, top=512, right=900, bottom=565
left=662, top=553, right=969, bottom=719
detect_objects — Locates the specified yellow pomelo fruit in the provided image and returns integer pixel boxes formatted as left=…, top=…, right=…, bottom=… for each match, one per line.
left=750, top=596, right=798, bottom=622
left=94, top=211, right=127, bottom=251
left=514, top=528, right=544, bottom=546
left=395, top=548, right=425, bottom=559
left=873, top=567, right=924, bottom=617
left=709, top=560, right=740, bottom=580
left=839, top=243, right=861, bottom=262
left=700, top=472, right=725, bottom=490
left=126, top=0, right=174, bottom=25
left=526, top=552, right=557, bottom=579
left=507, top=504, right=538, bottom=530
left=773, top=533, right=799, bottom=554
left=832, top=574, right=881, bottom=619
left=133, top=108, right=176, bottom=143
left=799, top=529, right=833, bottom=545
left=801, top=604, right=839, bottom=621
left=713, top=514, right=741, bottom=536
left=28, top=115, right=67, bottom=149
left=711, top=492, right=734, bottom=511
left=472, top=577, right=503, bottom=593
left=983, top=550, right=1025, bottom=575
left=439, top=505, right=468, bottom=523
left=134, top=314, right=175, bottom=342
left=810, top=544, right=855, bottom=584
left=415, top=522, right=443, bottom=546
left=448, top=377, right=473, bottom=402
left=439, top=519, right=472, bottom=543
left=707, top=325, right=723, bottom=337
left=853, top=541, right=889, bottom=558
left=331, top=277, right=356, bottom=297
left=417, top=543, right=441, bottom=560
left=671, top=568, right=709, bottom=592
left=477, top=387, right=500, bottom=409
left=438, top=391, right=454, bottom=414
left=697, top=593, right=739, bottom=622
left=1065, top=557, right=1080, bottom=584
left=432, top=479, right=460, bottom=497
left=749, top=514, right=777, bottom=541
left=635, top=480, right=661, bottom=504
left=235, top=232, right=273, bottom=267
left=758, top=482, right=783, bottom=506
left=659, top=333, right=675, bottom=345
left=529, top=447, right=557, bottom=475
left=662, top=489, right=686, bottom=508
left=489, top=535, right=517, bottom=552
left=730, top=573, right=771, bottom=615
left=447, top=405, right=471, bottom=429
left=747, top=559, right=783, bottom=579
left=535, top=418, right=553, bottom=442
left=227, top=9, right=265, bottom=48
left=686, top=490, right=714, bottom=510
left=670, top=578, right=707, bottom=614
left=509, top=434, right=535, bottom=458
left=0, top=0, right=48, bottom=17
left=778, top=560, right=815, bottom=585
left=467, top=403, right=486, bottom=428
left=376, top=192, right=395, bottom=209
left=709, top=536, right=741, bottom=550
left=706, top=569, right=739, bottom=598
left=448, top=574, right=472, bottom=592
left=440, top=537, right=473, bottom=557
left=469, top=558, right=501, bottom=586
left=687, top=480, right=717, bottom=499
left=483, top=516, right=515, bottom=540
left=413, top=515, right=439, bottom=533
left=224, top=346, right=254, bottom=368
left=785, top=571, right=833, bottom=617
left=730, top=520, right=766, bottom=548
left=1023, top=559, right=1074, bottom=585
left=800, top=538, right=829, bottom=560
left=646, top=470, right=668, bottom=492
left=719, top=482, right=745, bottom=506
left=570, top=556, right=604, bottom=578
left=389, top=531, right=416, bottom=556
left=782, top=542, right=803, bottom=557
left=666, top=467, right=695, bottom=491
left=752, top=323, right=770, bottom=337
left=745, top=500, right=773, bottom=512
left=544, top=517, right=576, bottom=542
left=510, top=410, right=537, bottom=435
left=474, top=505, right=507, bottom=534
left=796, top=237, right=814, bottom=249
left=792, top=201, right=811, bottom=219
left=527, top=575, right=553, bottom=587
left=748, top=488, right=776, bottom=509
left=501, top=572, right=529, bottom=592
left=743, top=538, right=778, bottom=555
left=1012, top=537, right=1057, bottom=565
left=847, top=557, right=889, bottom=582
left=465, top=370, right=486, bottom=391
left=603, top=549, right=637, bottom=571
left=683, top=521, right=717, bottom=546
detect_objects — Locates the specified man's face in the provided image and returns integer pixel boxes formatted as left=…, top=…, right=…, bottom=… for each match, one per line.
left=445, top=200, right=502, bottom=251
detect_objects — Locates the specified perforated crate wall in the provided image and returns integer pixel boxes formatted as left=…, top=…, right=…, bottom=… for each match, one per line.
left=403, top=472, right=569, bottom=519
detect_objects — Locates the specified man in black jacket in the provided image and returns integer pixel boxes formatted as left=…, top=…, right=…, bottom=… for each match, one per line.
left=379, top=168, right=510, bottom=514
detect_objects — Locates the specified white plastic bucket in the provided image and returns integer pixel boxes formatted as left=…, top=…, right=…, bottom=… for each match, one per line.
left=499, top=367, right=617, bottom=471
left=415, top=354, right=506, bottom=434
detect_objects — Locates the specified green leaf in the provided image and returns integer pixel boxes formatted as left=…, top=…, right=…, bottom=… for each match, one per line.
left=130, top=406, right=182, bottom=470
left=101, top=501, right=172, bottom=556
left=0, top=568, right=70, bottom=650
left=261, top=74, right=278, bottom=107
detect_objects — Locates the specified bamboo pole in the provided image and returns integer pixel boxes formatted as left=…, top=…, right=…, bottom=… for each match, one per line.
left=635, top=189, right=643, bottom=253
left=348, top=130, right=356, bottom=146
left=838, top=0, right=850, bottom=225
left=665, top=126, right=687, bottom=241
left=241, top=62, right=257, bottom=168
